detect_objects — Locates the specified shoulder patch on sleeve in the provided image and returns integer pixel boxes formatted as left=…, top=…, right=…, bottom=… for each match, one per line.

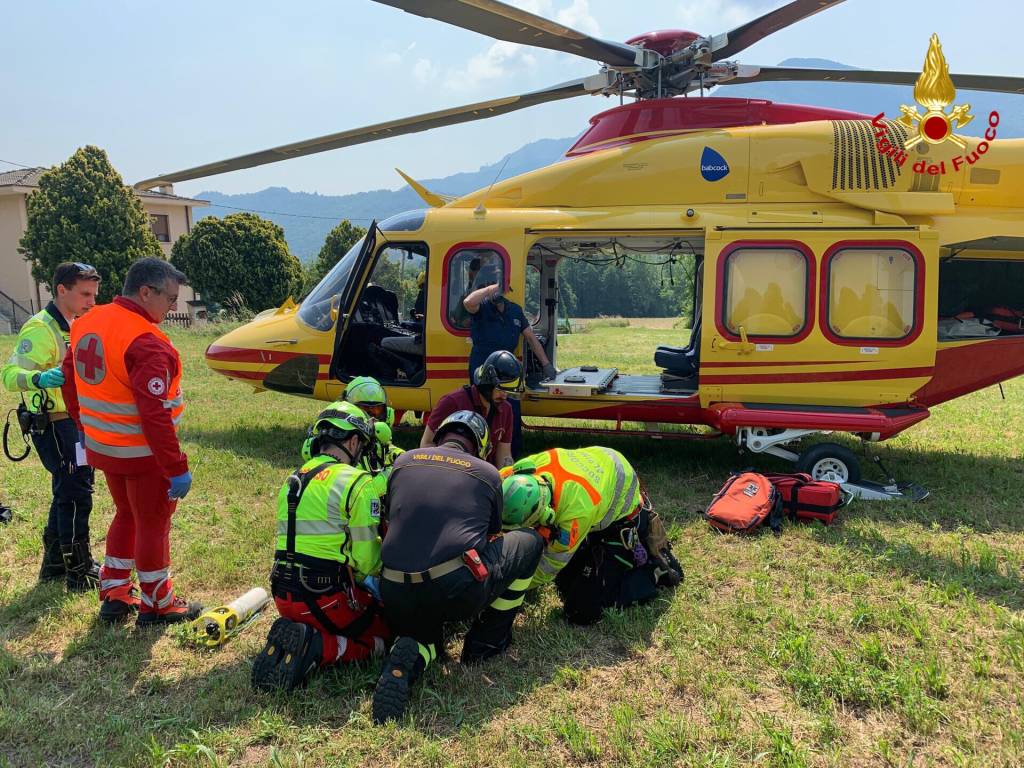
left=147, top=377, right=166, bottom=396
left=17, top=339, right=32, bottom=354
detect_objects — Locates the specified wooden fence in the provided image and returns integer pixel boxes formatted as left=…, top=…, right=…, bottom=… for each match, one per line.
left=163, top=312, right=193, bottom=328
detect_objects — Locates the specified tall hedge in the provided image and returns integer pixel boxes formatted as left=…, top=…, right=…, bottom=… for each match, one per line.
left=171, top=212, right=302, bottom=311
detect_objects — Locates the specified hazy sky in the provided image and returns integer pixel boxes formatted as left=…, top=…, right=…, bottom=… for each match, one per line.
left=3, top=0, right=1022, bottom=198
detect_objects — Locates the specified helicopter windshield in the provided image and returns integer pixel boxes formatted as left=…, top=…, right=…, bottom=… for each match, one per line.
left=298, top=235, right=365, bottom=331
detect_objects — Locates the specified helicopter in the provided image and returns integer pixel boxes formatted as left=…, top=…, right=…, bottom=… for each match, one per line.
left=136, top=0, right=1024, bottom=498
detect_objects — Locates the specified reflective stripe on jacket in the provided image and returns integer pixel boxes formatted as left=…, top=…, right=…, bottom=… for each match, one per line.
left=69, top=302, right=184, bottom=460
left=512, top=446, right=641, bottom=588
left=1, top=305, right=68, bottom=412
left=275, top=455, right=383, bottom=582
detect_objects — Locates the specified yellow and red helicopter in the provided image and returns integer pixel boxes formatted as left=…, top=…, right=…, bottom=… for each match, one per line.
left=137, top=0, right=1024, bottom=497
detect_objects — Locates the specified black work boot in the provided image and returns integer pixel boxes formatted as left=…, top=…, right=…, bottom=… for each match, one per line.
left=251, top=618, right=324, bottom=693
left=39, top=529, right=65, bottom=582
left=372, top=636, right=423, bottom=724
left=63, top=541, right=100, bottom=593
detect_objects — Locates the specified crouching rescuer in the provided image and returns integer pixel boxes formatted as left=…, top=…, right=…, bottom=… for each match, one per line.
left=500, top=447, right=683, bottom=626
left=371, top=411, right=544, bottom=724
left=252, top=402, right=391, bottom=692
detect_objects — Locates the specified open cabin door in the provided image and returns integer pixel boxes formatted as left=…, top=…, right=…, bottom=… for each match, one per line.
left=700, top=228, right=938, bottom=409
left=329, top=223, right=377, bottom=382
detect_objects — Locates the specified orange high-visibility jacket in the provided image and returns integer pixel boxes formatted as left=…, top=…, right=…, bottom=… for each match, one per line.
left=69, top=302, right=184, bottom=461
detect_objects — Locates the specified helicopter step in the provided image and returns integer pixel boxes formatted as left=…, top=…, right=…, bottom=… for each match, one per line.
left=736, top=428, right=929, bottom=502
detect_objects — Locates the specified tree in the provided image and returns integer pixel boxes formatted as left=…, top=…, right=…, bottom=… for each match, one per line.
left=170, top=212, right=302, bottom=311
left=19, top=145, right=162, bottom=302
left=314, top=220, right=366, bottom=283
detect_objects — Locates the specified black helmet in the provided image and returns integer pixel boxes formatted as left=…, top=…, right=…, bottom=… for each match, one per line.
left=473, top=350, right=522, bottom=392
left=434, top=410, right=490, bottom=459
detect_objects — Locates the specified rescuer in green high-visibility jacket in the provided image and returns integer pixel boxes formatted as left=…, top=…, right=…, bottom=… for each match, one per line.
left=252, top=402, right=392, bottom=693
left=499, top=447, right=641, bottom=587
left=1, top=262, right=101, bottom=591
left=500, top=446, right=682, bottom=625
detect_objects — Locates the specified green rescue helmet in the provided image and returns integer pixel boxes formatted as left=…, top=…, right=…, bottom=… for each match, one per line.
left=313, top=401, right=375, bottom=445
left=434, top=410, right=490, bottom=459
left=344, top=376, right=388, bottom=420
left=501, top=473, right=554, bottom=529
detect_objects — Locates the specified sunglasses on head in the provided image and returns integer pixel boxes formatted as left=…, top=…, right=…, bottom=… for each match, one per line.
left=71, top=262, right=100, bottom=279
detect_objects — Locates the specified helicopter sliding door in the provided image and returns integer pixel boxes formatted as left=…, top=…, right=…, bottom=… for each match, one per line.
left=701, top=229, right=938, bottom=408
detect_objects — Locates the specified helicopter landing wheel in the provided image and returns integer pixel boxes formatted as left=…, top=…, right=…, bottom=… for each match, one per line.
left=795, top=442, right=862, bottom=484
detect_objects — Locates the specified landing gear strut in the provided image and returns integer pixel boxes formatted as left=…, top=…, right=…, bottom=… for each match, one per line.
left=736, top=428, right=928, bottom=502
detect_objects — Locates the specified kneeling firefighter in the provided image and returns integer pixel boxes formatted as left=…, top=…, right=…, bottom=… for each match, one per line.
left=252, top=402, right=391, bottom=692
left=371, top=411, right=544, bottom=724
left=500, top=447, right=683, bottom=626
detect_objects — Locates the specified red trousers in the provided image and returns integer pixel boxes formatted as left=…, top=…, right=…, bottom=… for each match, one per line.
left=98, top=470, right=177, bottom=612
left=274, top=587, right=392, bottom=665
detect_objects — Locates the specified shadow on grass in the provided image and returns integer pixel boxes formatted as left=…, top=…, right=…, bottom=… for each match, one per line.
left=185, top=423, right=309, bottom=470
left=0, top=581, right=81, bottom=644
left=1, top=590, right=671, bottom=766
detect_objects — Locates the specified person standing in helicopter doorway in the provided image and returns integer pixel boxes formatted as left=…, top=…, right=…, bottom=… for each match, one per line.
left=462, top=276, right=556, bottom=459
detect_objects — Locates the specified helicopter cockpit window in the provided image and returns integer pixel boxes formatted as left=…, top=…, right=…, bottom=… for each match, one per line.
left=446, top=248, right=506, bottom=331
left=723, top=247, right=809, bottom=338
left=827, top=247, right=918, bottom=341
left=298, top=235, right=365, bottom=332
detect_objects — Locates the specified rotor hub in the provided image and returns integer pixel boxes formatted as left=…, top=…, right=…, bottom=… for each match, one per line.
left=625, top=29, right=701, bottom=58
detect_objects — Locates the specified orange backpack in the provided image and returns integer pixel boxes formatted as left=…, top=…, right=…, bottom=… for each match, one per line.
left=704, top=472, right=781, bottom=534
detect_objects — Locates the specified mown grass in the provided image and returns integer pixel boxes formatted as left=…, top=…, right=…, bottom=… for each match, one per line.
left=1, top=321, right=1022, bottom=767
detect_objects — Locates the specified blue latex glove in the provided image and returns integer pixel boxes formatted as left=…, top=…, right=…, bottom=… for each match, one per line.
left=167, top=471, right=193, bottom=500
left=363, top=575, right=382, bottom=602
left=37, top=367, right=65, bottom=388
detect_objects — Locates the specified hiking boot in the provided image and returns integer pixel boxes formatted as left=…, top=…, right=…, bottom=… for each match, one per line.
left=136, top=596, right=204, bottom=627
left=251, top=618, right=323, bottom=693
left=39, top=529, right=65, bottom=582
left=99, top=585, right=141, bottom=624
left=372, top=636, right=422, bottom=724
left=63, top=541, right=100, bottom=593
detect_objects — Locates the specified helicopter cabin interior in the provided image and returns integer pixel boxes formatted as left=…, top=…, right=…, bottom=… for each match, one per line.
left=936, top=237, right=1024, bottom=341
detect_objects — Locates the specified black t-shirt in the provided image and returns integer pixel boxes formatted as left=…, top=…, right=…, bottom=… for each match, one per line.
left=382, top=444, right=502, bottom=573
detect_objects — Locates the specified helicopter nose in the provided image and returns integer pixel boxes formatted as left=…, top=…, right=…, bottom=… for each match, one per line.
left=205, top=312, right=328, bottom=395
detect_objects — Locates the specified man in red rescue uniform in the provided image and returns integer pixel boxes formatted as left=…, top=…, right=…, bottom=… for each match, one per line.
left=62, top=258, right=203, bottom=625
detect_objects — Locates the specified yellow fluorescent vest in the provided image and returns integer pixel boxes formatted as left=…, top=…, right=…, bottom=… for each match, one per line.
left=2, top=307, right=68, bottom=412
left=275, top=455, right=384, bottom=582
left=518, top=447, right=641, bottom=588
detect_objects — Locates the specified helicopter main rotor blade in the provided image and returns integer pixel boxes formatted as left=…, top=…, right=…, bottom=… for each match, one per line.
left=370, top=0, right=642, bottom=68
left=719, top=65, right=1024, bottom=95
left=134, top=75, right=610, bottom=190
left=711, top=0, right=847, bottom=62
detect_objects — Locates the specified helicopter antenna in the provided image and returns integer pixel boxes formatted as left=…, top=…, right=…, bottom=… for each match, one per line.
left=475, top=154, right=512, bottom=215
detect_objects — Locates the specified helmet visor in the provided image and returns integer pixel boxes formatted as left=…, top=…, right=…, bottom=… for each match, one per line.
left=358, top=402, right=387, bottom=420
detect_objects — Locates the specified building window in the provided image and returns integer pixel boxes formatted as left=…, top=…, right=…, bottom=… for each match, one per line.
left=827, top=247, right=917, bottom=341
left=722, top=246, right=809, bottom=338
left=150, top=214, right=170, bottom=243
left=445, top=247, right=506, bottom=333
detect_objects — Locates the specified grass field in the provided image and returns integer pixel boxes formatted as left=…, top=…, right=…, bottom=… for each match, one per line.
left=1, top=321, right=1023, bottom=768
